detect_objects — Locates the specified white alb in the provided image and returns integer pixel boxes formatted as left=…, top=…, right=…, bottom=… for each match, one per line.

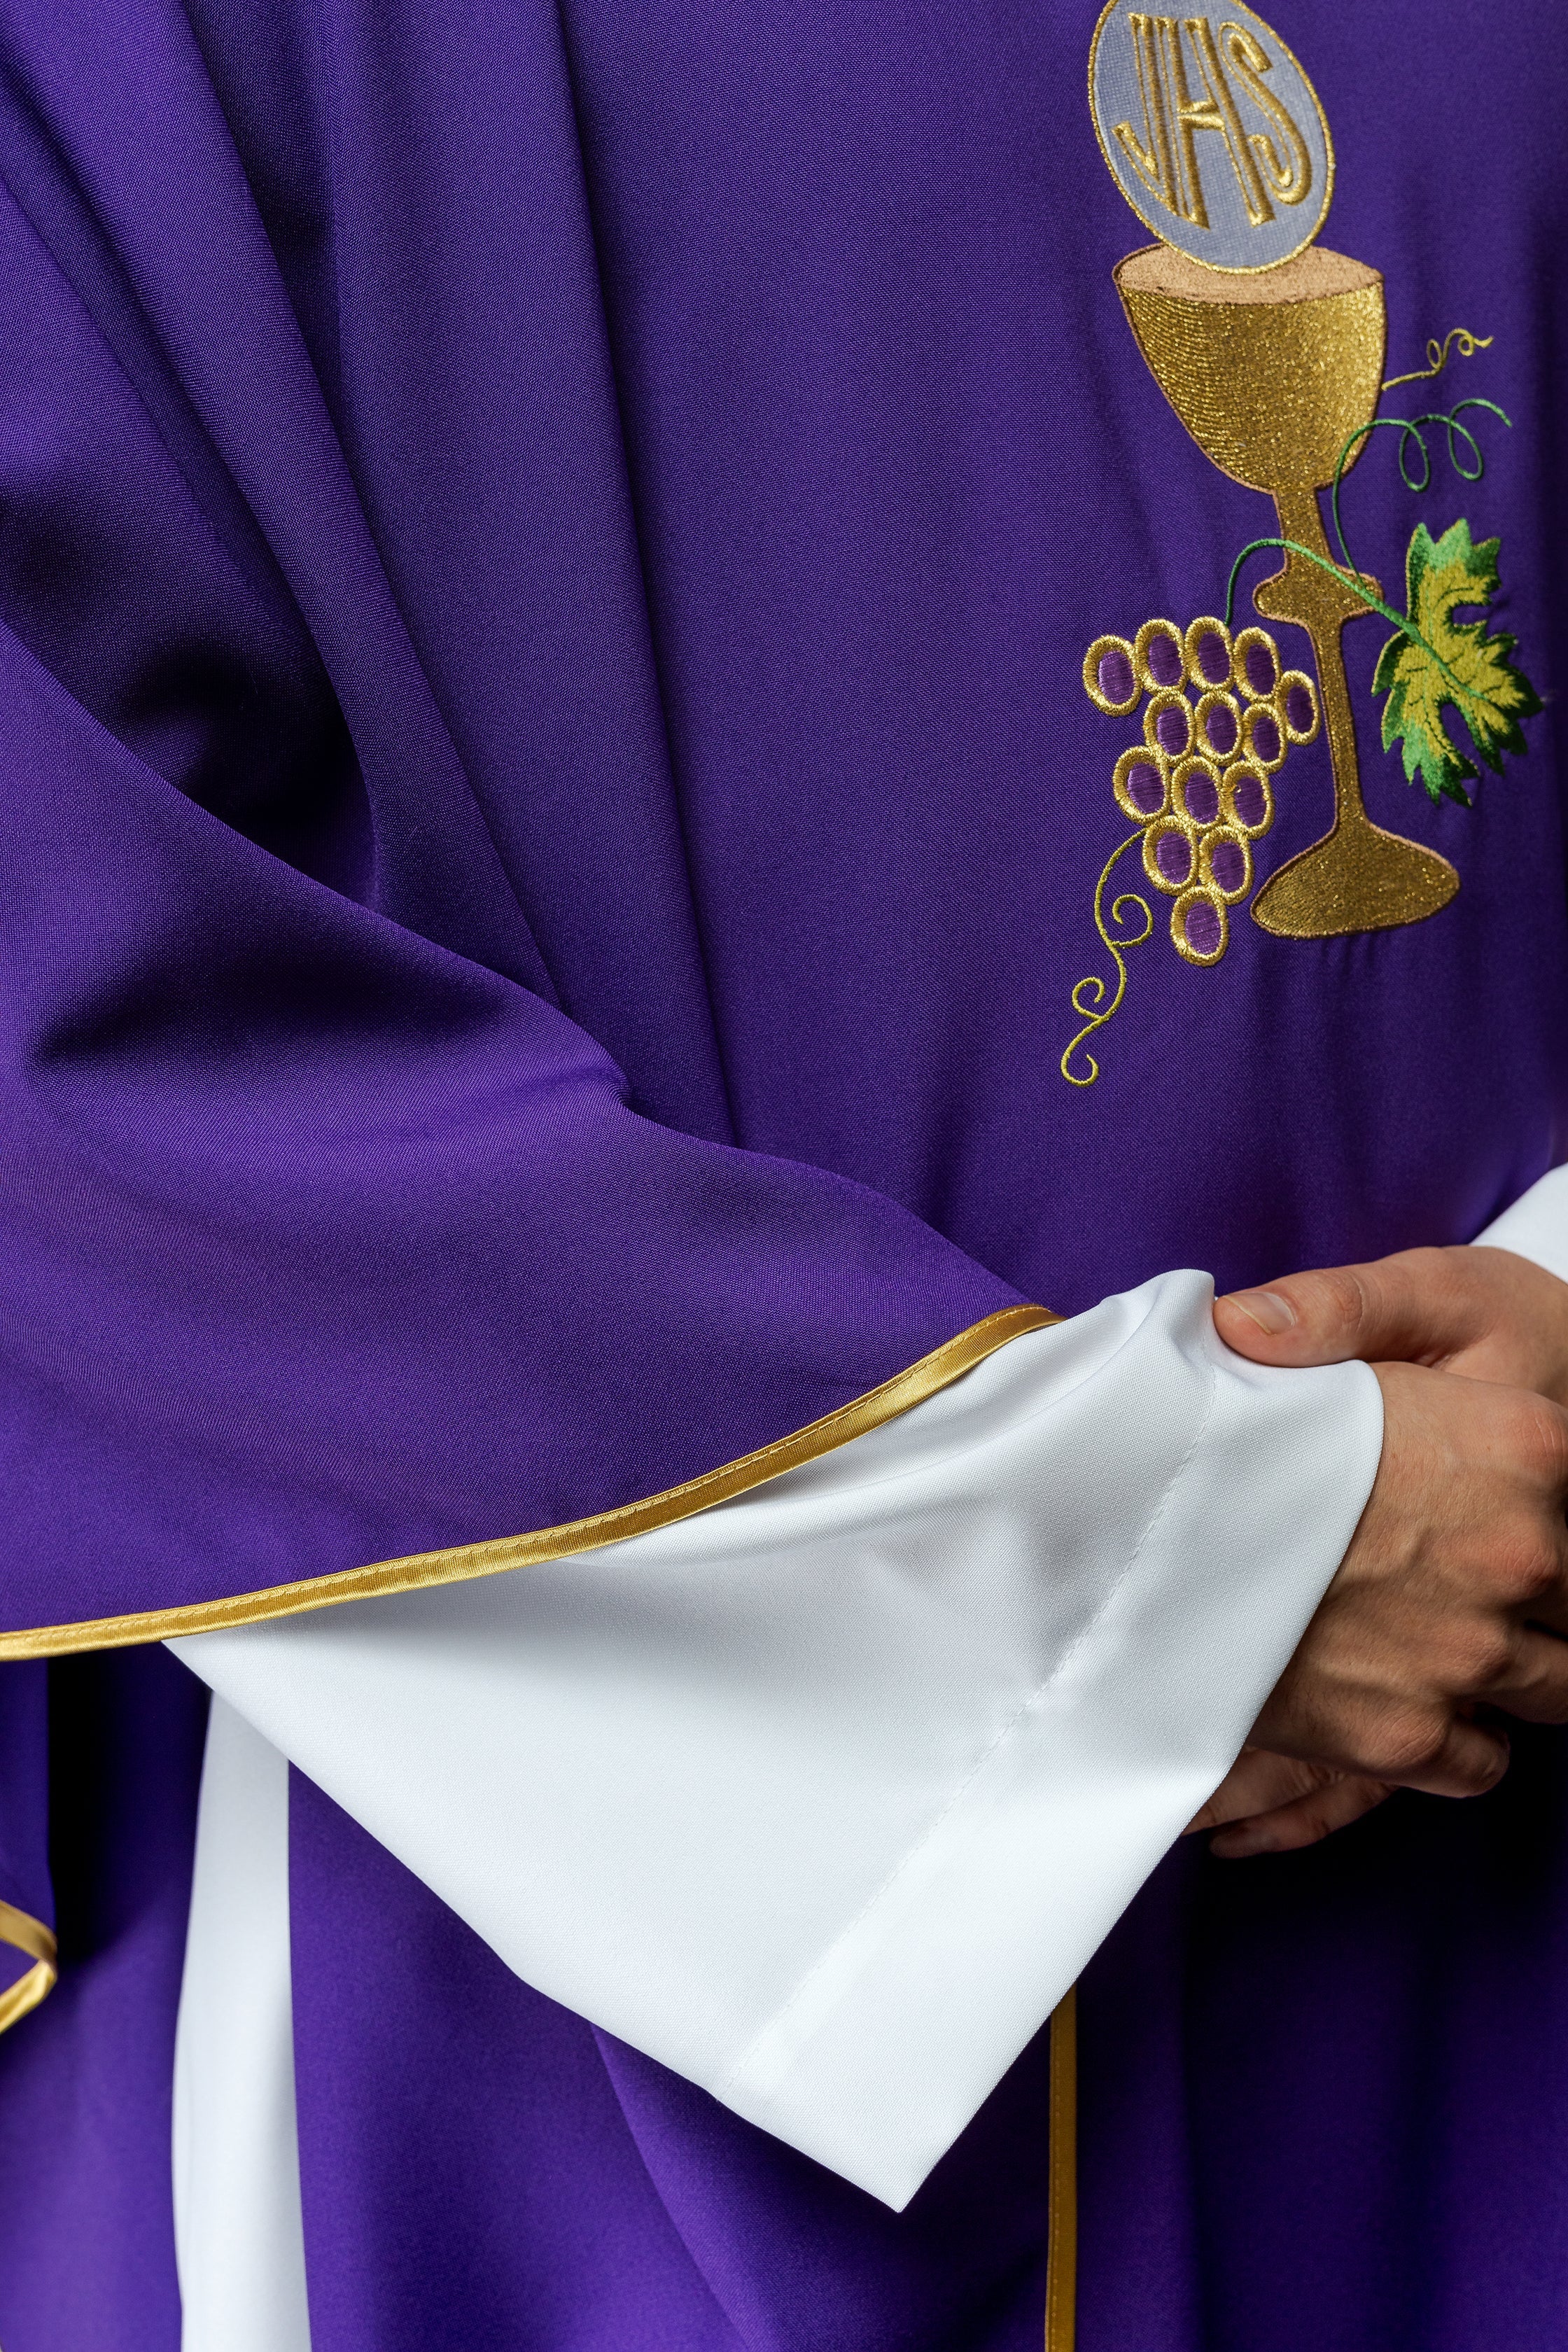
left=172, top=1264, right=1386, bottom=2220
left=172, top=1697, right=311, bottom=2352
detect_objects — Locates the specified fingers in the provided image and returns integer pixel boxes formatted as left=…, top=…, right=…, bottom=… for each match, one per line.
left=1186, top=1747, right=1396, bottom=1858
left=1184, top=1747, right=1324, bottom=1834
left=1194, top=1713, right=1504, bottom=1863
left=1209, top=1772, right=1396, bottom=1860
left=1214, top=1245, right=1568, bottom=1406
left=1483, top=1628, right=1568, bottom=1723
left=1213, top=1247, right=1484, bottom=1371
left=1229, top=1350, right=1568, bottom=1838
left=1373, top=1712, right=1509, bottom=1800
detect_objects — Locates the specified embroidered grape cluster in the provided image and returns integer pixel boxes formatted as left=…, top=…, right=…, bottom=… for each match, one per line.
left=1082, top=616, right=1320, bottom=963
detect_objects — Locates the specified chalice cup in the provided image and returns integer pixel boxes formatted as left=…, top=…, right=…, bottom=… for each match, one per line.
left=1116, top=244, right=1458, bottom=937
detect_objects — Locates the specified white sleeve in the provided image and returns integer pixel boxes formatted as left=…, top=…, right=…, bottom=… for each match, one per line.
left=170, top=1268, right=1380, bottom=2211
left=1474, top=1165, right=1568, bottom=1284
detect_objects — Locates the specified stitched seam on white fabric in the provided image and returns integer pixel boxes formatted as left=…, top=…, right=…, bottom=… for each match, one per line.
left=718, top=1350, right=1222, bottom=2094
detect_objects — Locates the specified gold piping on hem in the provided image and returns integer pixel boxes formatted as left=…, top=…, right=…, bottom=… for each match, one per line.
left=1044, top=1984, right=1078, bottom=2352
left=0, top=1303, right=1060, bottom=1661
left=0, top=1898, right=57, bottom=2036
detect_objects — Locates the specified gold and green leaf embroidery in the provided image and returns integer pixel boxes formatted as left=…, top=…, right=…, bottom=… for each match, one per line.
left=1373, top=519, right=1543, bottom=806
left=1219, top=398, right=1541, bottom=813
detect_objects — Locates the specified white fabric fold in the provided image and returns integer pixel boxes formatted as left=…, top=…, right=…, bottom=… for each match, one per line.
left=172, top=1697, right=312, bottom=2352
left=1475, top=1163, right=1568, bottom=1284
left=172, top=1270, right=1380, bottom=2208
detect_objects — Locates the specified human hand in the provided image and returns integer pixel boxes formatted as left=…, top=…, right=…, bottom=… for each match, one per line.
left=1212, top=1243, right=1568, bottom=1408
left=1185, top=1748, right=1399, bottom=1860
left=1189, top=1355, right=1568, bottom=1858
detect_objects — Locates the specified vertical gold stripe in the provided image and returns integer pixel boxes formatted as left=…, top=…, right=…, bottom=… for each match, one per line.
left=1044, top=1984, right=1078, bottom=2352
left=0, top=1897, right=57, bottom=2036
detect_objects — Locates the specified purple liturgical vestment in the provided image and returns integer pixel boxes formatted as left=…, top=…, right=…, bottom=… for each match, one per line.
left=0, top=0, right=1565, bottom=2345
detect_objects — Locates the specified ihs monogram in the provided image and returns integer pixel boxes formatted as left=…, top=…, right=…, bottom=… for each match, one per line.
left=1108, top=15, right=1320, bottom=247
left=1089, top=5, right=1333, bottom=274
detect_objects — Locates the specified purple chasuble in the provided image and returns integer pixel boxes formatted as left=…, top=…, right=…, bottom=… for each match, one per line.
left=0, top=1, right=1564, bottom=2347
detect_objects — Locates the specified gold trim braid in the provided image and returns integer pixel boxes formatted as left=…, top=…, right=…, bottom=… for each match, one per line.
left=0, top=1304, right=1060, bottom=1661
left=1044, top=1984, right=1079, bottom=2352
left=0, top=1898, right=57, bottom=2035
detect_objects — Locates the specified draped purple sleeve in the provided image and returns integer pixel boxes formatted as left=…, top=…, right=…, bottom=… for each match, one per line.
left=0, top=0, right=1021, bottom=1644
left=1, top=623, right=1016, bottom=1636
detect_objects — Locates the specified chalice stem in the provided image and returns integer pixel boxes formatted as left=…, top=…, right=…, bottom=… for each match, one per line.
left=1254, top=485, right=1370, bottom=842
left=1249, top=483, right=1458, bottom=937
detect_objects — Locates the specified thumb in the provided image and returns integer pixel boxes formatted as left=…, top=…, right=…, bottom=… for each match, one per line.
left=1212, top=1250, right=1480, bottom=1368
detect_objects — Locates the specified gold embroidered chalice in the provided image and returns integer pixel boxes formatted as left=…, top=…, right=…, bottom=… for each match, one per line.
left=1115, top=244, right=1457, bottom=935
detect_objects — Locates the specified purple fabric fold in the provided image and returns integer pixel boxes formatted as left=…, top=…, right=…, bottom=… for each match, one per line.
left=0, top=0, right=1018, bottom=1637
left=0, top=1661, right=50, bottom=1990
left=0, top=616, right=1013, bottom=1630
left=0, top=1650, right=206, bottom=2352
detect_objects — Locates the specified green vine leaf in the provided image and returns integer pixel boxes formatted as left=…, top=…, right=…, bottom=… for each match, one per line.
left=1373, top=519, right=1543, bottom=806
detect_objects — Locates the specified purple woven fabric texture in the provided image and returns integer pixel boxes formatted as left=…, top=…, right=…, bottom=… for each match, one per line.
left=0, top=0, right=1564, bottom=2345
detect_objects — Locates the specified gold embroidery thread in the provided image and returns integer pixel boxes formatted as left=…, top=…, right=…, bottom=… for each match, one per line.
left=1080, top=10, right=1538, bottom=1018
left=1089, top=5, right=1334, bottom=273
left=1066, top=617, right=1308, bottom=1079
left=1062, top=828, right=1153, bottom=1087
left=1382, top=326, right=1494, bottom=393
left=1113, top=242, right=1460, bottom=938
left=0, top=1899, right=57, bottom=2036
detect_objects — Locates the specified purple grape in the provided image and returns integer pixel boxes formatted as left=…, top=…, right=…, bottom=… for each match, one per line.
left=1284, top=680, right=1315, bottom=734
left=1147, top=631, right=1184, bottom=687
left=1155, top=830, right=1191, bottom=886
left=1209, top=839, right=1246, bottom=895
left=1184, top=899, right=1223, bottom=957
left=1194, top=629, right=1229, bottom=685
left=1155, top=702, right=1189, bottom=755
left=1203, top=702, right=1238, bottom=756
left=1231, top=773, right=1267, bottom=830
left=1250, top=711, right=1281, bottom=764
left=1245, top=641, right=1277, bottom=696
left=1098, top=647, right=1135, bottom=705
left=1126, top=760, right=1163, bottom=815
left=1183, top=771, right=1219, bottom=825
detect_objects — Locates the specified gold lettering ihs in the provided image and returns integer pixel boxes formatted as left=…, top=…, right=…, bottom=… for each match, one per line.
left=1112, top=17, right=1311, bottom=234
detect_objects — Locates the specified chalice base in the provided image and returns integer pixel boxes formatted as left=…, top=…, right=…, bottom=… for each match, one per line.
left=1251, top=815, right=1458, bottom=937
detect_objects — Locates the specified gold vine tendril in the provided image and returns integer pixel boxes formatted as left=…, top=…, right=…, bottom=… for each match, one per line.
left=1060, top=829, right=1153, bottom=1087
left=1381, top=326, right=1494, bottom=393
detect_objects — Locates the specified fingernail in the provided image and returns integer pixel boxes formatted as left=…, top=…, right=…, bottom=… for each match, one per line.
left=1213, top=1822, right=1278, bottom=1859
left=1221, top=1287, right=1297, bottom=1336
